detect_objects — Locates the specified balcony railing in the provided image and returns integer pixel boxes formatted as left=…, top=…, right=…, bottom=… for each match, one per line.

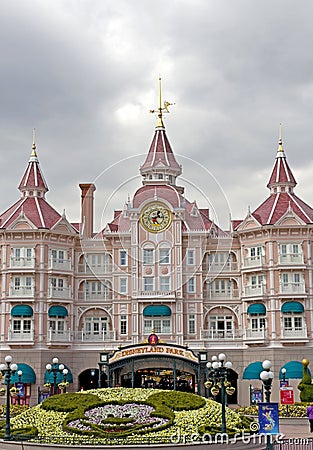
left=9, top=286, right=35, bottom=297
left=243, top=256, right=265, bottom=268
left=203, top=262, right=239, bottom=273
left=206, top=289, right=239, bottom=300
left=47, top=329, right=71, bottom=341
left=243, top=328, right=268, bottom=339
left=8, top=330, right=34, bottom=341
left=243, top=284, right=266, bottom=296
left=200, top=329, right=243, bottom=340
left=280, top=283, right=305, bottom=294
left=78, top=292, right=112, bottom=300
left=137, top=290, right=175, bottom=298
left=49, top=258, right=71, bottom=271
left=279, top=254, right=304, bottom=264
left=74, top=330, right=115, bottom=342
left=10, top=257, right=35, bottom=268
left=48, top=287, right=71, bottom=299
left=281, top=327, right=307, bottom=339
left=78, top=264, right=112, bottom=274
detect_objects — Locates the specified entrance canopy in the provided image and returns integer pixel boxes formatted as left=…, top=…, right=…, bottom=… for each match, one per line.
left=44, top=365, right=73, bottom=384
left=11, top=363, right=36, bottom=383
left=243, top=361, right=263, bottom=380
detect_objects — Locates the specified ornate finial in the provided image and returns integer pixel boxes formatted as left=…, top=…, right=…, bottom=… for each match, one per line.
left=150, top=77, right=175, bottom=128
left=31, top=128, right=37, bottom=157
left=278, top=123, right=284, bottom=152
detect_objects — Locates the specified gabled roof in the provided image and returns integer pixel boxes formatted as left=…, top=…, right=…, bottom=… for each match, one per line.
left=18, top=144, right=48, bottom=194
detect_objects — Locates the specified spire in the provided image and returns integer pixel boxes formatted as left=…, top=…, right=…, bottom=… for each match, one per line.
left=18, top=131, right=49, bottom=197
left=267, top=125, right=296, bottom=194
left=141, top=78, right=182, bottom=188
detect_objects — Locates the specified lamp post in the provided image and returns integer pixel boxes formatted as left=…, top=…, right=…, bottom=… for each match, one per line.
left=62, top=368, right=68, bottom=393
left=281, top=367, right=286, bottom=383
left=17, top=370, right=23, bottom=405
left=260, top=359, right=274, bottom=450
left=0, top=355, right=18, bottom=441
left=46, top=357, right=65, bottom=395
left=204, top=353, right=235, bottom=434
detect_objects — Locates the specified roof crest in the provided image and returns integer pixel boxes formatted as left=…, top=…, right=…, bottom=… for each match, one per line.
left=35, top=197, right=46, bottom=228
left=267, top=192, right=280, bottom=223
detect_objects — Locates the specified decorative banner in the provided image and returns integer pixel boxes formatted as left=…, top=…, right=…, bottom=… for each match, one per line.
left=280, top=387, right=294, bottom=405
left=251, top=388, right=263, bottom=404
left=280, top=380, right=289, bottom=388
left=258, top=402, right=279, bottom=435
left=16, top=382, right=24, bottom=397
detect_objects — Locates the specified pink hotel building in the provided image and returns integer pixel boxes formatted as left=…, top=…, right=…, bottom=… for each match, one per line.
left=1, top=94, right=313, bottom=406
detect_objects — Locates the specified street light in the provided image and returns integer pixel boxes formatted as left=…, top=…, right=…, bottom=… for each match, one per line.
left=204, top=353, right=235, bottom=434
left=62, top=368, right=68, bottom=393
left=46, top=357, right=66, bottom=395
left=17, top=370, right=23, bottom=405
left=281, top=367, right=286, bottom=382
left=0, top=355, right=18, bottom=441
left=260, top=359, right=274, bottom=450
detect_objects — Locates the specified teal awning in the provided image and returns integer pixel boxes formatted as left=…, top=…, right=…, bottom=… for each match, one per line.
left=247, top=304, right=266, bottom=315
left=11, top=363, right=36, bottom=384
left=243, top=361, right=263, bottom=380
left=281, top=302, right=304, bottom=313
left=44, top=365, right=73, bottom=384
left=279, top=361, right=310, bottom=379
left=143, top=305, right=172, bottom=317
left=11, top=305, right=33, bottom=317
left=48, top=306, right=68, bottom=317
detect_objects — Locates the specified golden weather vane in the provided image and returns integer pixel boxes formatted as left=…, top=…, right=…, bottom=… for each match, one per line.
left=150, top=77, right=175, bottom=127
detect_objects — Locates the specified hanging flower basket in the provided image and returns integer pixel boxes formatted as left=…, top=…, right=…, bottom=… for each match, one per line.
left=0, top=388, right=5, bottom=396
left=10, top=387, right=19, bottom=397
left=42, top=384, right=51, bottom=393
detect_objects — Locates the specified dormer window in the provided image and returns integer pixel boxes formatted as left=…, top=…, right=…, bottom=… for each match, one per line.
left=158, top=173, right=163, bottom=180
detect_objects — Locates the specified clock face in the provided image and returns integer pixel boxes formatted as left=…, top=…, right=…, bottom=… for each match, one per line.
left=140, top=202, right=172, bottom=233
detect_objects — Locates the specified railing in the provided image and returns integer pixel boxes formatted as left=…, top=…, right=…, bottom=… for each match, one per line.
left=47, top=329, right=71, bottom=341
left=281, top=327, right=307, bottom=339
left=279, top=253, right=304, bottom=264
left=73, top=330, right=115, bottom=342
left=10, top=257, right=35, bottom=268
left=49, top=258, right=71, bottom=270
left=77, top=263, right=112, bottom=274
left=78, top=291, right=112, bottom=300
left=137, top=290, right=175, bottom=297
left=200, top=329, right=244, bottom=340
left=274, top=437, right=313, bottom=449
left=9, top=286, right=35, bottom=296
left=48, top=287, right=71, bottom=298
left=243, top=256, right=265, bottom=267
left=243, top=328, right=268, bottom=339
left=206, top=289, right=239, bottom=300
left=8, top=330, right=34, bottom=341
left=280, top=283, right=305, bottom=294
left=203, top=262, right=239, bottom=273
left=243, top=284, right=266, bottom=296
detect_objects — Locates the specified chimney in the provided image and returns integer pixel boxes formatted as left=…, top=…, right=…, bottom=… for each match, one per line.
left=79, top=183, right=96, bottom=238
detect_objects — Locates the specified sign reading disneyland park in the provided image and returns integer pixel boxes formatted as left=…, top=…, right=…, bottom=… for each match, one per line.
left=108, top=334, right=199, bottom=365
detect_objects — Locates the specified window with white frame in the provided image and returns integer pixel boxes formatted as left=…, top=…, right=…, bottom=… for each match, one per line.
left=159, top=248, right=170, bottom=265
left=12, top=276, right=33, bottom=295
left=84, top=317, right=108, bottom=335
left=119, top=277, right=127, bottom=294
left=143, top=277, right=154, bottom=291
left=187, top=277, right=195, bottom=293
left=283, top=313, right=303, bottom=331
left=159, top=276, right=170, bottom=291
left=209, top=315, right=233, bottom=337
left=143, top=248, right=154, bottom=265
left=279, top=243, right=302, bottom=263
left=187, top=249, right=195, bottom=265
left=85, top=281, right=110, bottom=299
left=11, top=247, right=34, bottom=267
left=120, top=315, right=127, bottom=335
left=49, top=318, right=66, bottom=333
left=281, top=272, right=303, bottom=292
left=51, top=249, right=65, bottom=263
left=251, top=316, right=266, bottom=330
left=12, top=318, right=31, bottom=334
left=210, top=279, right=232, bottom=294
left=119, top=250, right=127, bottom=266
left=143, top=317, right=171, bottom=334
left=188, top=314, right=196, bottom=334
left=51, top=277, right=64, bottom=290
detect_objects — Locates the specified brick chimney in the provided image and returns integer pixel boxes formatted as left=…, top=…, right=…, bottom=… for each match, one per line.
left=79, top=183, right=96, bottom=238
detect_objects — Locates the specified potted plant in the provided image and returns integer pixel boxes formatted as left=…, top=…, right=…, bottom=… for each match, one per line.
left=10, top=386, right=19, bottom=397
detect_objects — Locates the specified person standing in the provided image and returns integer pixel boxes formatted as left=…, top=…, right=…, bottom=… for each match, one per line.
left=306, top=403, right=313, bottom=432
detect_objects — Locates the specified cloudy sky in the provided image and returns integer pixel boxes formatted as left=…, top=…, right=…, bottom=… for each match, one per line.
left=1, top=0, right=313, bottom=230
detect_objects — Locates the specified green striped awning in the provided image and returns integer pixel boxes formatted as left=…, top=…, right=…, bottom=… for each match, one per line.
left=11, top=305, right=33, bottom=317
left=48, top=306, right=68, bottom=317
left=281, top=302, right=304, bottom=313
left=247, top=303, right=266, bottom=315
left=143, top=305, right=172, bottom=317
